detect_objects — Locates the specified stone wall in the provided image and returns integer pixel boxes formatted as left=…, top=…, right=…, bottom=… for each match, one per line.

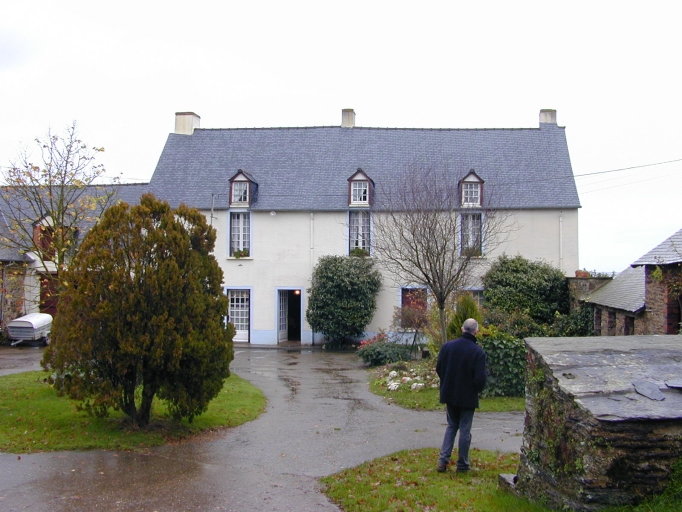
left=0, top=263, right=27, bottom=331
left=593, top=307, right=644, bottom=336
left=516, top=337, right=682, bottom=511
left=567, top=277, right=611, bottom=311
left=644, top=266, right=681, bottom=335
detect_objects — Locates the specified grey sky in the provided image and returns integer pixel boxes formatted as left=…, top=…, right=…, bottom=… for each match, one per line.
left=1, top=1, right=680, bottom=272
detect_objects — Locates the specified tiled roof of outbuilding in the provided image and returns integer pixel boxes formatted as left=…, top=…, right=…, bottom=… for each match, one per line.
left=632, top=228, right=682, bottom=266
left=0, top=211, right=24, bottom=261
left=147, top=122, right=580, bottom=212
left=0, top=184, right=150, bottom=262
left=585, top=266, right=645, bottom=313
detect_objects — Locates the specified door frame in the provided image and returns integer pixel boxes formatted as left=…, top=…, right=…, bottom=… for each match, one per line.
left=276, top=287, right=303, bottom=343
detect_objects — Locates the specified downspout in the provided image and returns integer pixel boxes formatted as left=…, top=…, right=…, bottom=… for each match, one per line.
left=1, top=263, right=5, bottom=323
left=310, top=213, right=314, bottom=346
left=559, top=211, right=564, bottom=272
left=310, top=213, right=315, bottom=270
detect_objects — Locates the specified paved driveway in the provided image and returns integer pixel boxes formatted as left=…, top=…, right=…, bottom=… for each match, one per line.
left=0, top=346, right=523, bottom=511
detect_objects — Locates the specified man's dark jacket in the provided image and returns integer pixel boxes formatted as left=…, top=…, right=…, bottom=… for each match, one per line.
left=436, top=332, right=487, bottom=409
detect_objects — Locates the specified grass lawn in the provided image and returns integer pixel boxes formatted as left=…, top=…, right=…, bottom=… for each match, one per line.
left=0, top=370, right=266, bottom=453
left=321, top=448, right=682, bottom=512
left=321, top=448, right=546, bottom=512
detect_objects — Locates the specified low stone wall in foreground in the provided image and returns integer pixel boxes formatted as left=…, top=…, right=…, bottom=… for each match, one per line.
left=514, top=336, right=682, bottom=511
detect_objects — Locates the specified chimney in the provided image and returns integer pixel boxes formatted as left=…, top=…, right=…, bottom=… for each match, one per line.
left=539, top=109, right=557, bottom=126
left=175, top=112, right=201, bottom=135
left=341, top=108, right=355, bottom=128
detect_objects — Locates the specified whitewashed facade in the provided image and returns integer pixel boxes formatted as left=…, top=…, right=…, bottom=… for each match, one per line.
left=148, top=109, right=580, bottom=345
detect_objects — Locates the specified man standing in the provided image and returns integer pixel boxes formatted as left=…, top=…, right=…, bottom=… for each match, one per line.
left=436, top=318, right=487, bottom=473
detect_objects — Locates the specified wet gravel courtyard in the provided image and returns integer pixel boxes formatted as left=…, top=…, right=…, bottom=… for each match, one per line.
left=0, top=346, right=523, bottom=511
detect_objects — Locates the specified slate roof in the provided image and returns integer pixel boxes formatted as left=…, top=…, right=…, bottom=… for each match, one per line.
left=0, top=183, right=150, bottom=262
left=0, top=211, right=24, bottom=261
left=632, top=228, right=682, bottom=266
left=585, top=266, right=645, bottom=312
left=147, top=122, right=580, bottom=212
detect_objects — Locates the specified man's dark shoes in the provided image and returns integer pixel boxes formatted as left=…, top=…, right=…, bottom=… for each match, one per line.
left=456, top=467, right=470, bottom=473
left=436, top=461, right=448, bottom=473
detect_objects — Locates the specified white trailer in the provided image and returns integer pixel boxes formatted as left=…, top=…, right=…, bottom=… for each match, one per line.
left=7, top=313, right=53, bottom=346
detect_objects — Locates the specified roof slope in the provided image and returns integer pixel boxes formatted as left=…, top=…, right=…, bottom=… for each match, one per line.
left=0, top=183, right=150, bottom=262
left=585, top=266, right=645, bottom=312
left=0, top=211, right=23, bottom=261
left=148, top=123, right=580, bottom=211
left=632, top=228, right=682, bottom=266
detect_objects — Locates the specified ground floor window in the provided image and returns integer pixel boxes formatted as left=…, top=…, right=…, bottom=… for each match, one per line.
left=468, top=290, right=484, bottom=307
left=228, top=289, right=250, bottom=342
left=400, top=287, right=428, bottom=330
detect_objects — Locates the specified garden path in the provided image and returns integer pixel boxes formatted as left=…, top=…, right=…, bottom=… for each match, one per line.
left=0, top=346, right=523, bottom=511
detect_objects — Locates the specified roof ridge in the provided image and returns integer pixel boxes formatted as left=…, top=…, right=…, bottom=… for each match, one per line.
left=193, top=126, right=548, bottom=133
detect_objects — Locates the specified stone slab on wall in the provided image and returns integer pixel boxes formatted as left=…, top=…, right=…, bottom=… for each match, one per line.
left=516, top=336, right=682, bottom=511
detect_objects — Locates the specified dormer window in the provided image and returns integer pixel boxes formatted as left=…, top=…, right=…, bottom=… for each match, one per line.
left=348, top=168, right=374, bottom=207
left=460, top=170, right=484, bottom=207
left=229, top=169, right=257, bottom=207
left=352, top=181, right=368, bottom=204
left=232, top=182, right=249, bottom=204
left=463, top=183, right=480, bottom=206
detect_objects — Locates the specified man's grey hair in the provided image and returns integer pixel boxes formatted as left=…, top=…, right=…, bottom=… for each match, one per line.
left=462, top=318, right=479, bottom=334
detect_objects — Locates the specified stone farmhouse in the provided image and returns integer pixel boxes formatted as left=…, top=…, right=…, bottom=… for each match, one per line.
left=140, top=109, right=580, bottom=345
left=586, top=228, right=682, bottom=336
left=0, top=109, right=580, bottom=343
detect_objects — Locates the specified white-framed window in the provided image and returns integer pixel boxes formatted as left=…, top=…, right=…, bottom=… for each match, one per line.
left=467, top=290, right=484, bottom=307
left=230, top=212, right=250, bottom=256
left=228, top=289, right=250, bottom=342
left=460, top=170, right=483, bottom=207
left=351, top=181, right=369, bottom=205
left=461, top=213, right=482, bottom=256
left=349, top=211, right=370, bottom=253
left=232, top=182, right=249, bottom=204
left=462, top=182, right=480, bottom=207
left=400, top=287, right=428, bottom=330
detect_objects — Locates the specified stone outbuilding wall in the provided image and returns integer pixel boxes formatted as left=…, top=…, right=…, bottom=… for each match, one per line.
left=644, top=265, right=681, bottom=335
left=515, top=336, right=682, bottom=511
left=0, top=263, right=28, bottom=330
left=567, top=276, right=611, bottom=311
left=593, top=306, right=645, bottom=336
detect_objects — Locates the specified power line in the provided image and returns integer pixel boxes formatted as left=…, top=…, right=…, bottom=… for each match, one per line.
left=580, top=171, right=681, bottom=194
left=574, top=158, right=682, bottom=178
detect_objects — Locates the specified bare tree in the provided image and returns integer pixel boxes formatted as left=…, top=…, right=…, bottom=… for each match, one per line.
left=0, top=122, right=118, bottom=311
left=372, top=163, right=515, bottom=345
